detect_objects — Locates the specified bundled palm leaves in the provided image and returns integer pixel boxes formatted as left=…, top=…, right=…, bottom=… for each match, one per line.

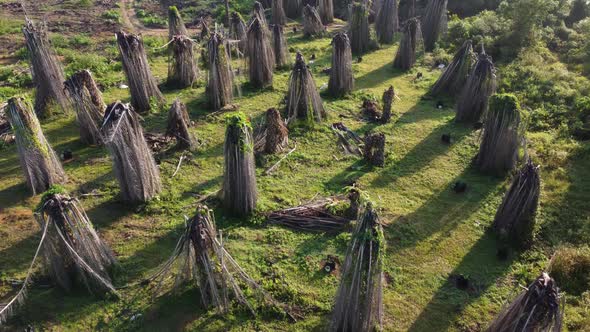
left=247, top=18, right=275, bottom=88
left=116, top=31, right=165, bottom=114
left=303, top=4, right=326, bottom=37
left=22, top=19, right=68, bottom=117
left=486, top=273, right=563, bottom=332
left=252, top=1, right=269, bottom=28
left=285, top=0, right=302, bottom=18
left=272, top=24, right=290, bottom=68
left=330, top=201, right=384, bottom=331
left=381, top=86, right=396, bottom=124
left=6, top=97, right=65, bottom=195
left=64, top=70, right=106, bottom=146
left=168, top=6, right=188, bottom=39
left=0, top=188, right=118, bottom=324
left=230, top=12, right=248, bottom=54
left=222, top=113, right=257, bottom=216
left=393, top=18, right=421, bottom=70
left=255, top=108, right=289, bottom=154
left=348, top=2, right=371, bottom=54
left=272, top=0, right=287, bottom=25
left=198, top=17, right=211, bottom=42
left=166, top=99, right=196, bottom=149
left=285, top=53, right=326, bottom=125
left=431, top=40, right=474, bottom=97
left=168, top=35, right=199, bottom=88
left=328, top=32, right=354, bottom=97
left=492, top=159, right=540, bottom=249
left=456, top=47, right=496, bottom=123
left=476, top=94, right=522, bottom=175
left=206, top=33, right=235, bottom=111
left=101, top=102, right=161, bottom=202
left=146, top=205, right=289, bottom=316
left=422, top=0, right=448, bottom=51
left=375, top=0, right=399, bottom=44
left=318, top=0, right=334, bottom=24
left=364, top=132, right=386, bottom=166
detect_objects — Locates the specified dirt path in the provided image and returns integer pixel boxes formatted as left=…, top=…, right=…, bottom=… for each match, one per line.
left=119, top=0, right=167, bottom=35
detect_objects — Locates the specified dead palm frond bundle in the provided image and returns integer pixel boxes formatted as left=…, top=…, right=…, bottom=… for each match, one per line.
left=206, top=33, right=234, bottom=111
left=272, top=24, right=290, bottom=68
left=364, top=132, right=386, bottom=166
left=375, top=0, right=399, bottom=44
left=328, top=32, right=354, bottom=97
left=393, top=18, right=421, bottom=70
left=330, top=201, right=384, bottom=332
left=348, top=2, right=371, bottom=54
left=166, top=99, right=196, bottom=149
left=431, top=40, right=474, bottom=97
left=381, top=85, right=395, bottom=124
left=116, top=31, right=165, bottom=114
left=198, top=17, right=211, bottom=42
left=318, top=0, right=334, bottom=24
left=285, top=53, right=326, bottom=125
left=422, top=0, right=447, bottom=51
left=456, top=48, right=496, bottom=123
left=284, top=0, right=302, bottom=19
left=252, top=1, right=269, bottom=28
left=101, top=102, right=161, bottom=202
left=22, top=19, right=68, bottom=117
left=6, top=97, right=65, bottom=195
left=168, top=6, right=188, bottom=39
left=255, top=108, right=289, bottom=154
left=486, top=273, right=563, bottom=332
left=303, top=4, right=326, bottom=37
left=267, top=196, right=354, bottom=232
left=0, top=188, right=118, bottom=324
left=146, top=205, right=289, bottom=316
left=492, top=159, right=540, bottom=248
left=230, top=12, right=248, bottom=54
left=272, top=0, right=288, bottom=25
left=476, top=94, right=522, bottom=175
left=168, top=35, right=199, bottom=88
left=398, top=0, right=416, bottom=24
left=247, top=18, right=275, bottom=88
left=64, top=70, right=106, bottom=146
left=222, top=113, right=257, bottom=216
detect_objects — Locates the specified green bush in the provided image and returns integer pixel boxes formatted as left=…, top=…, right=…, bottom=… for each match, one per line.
left=102, top=9, right=120, bottom=23
left=70, top=34, right=92, bottom=48
left=550, top=246, right=590, bottom=295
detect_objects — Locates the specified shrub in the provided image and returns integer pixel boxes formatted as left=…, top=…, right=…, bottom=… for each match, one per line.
left=549, top=246, right=590, bottom=295
left=102, top=9, right=120, bottom=23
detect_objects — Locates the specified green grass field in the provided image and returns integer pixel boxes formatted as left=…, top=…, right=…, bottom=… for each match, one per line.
left=0, top=11, right=589, bottom=332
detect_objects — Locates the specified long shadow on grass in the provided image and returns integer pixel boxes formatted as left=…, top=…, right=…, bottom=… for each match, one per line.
left=407, top=230, right=515, bottom=331
left=0, top=182, right=31, bottom=210
left=355, top=62, right=405, bottom=90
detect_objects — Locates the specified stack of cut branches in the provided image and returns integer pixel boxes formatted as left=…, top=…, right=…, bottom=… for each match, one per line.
left=422, top=0, right=448, bottom=52
left=266, top=196, right=353, bottom=232
left=168, top=35, right=199, bottom=88
left=431, top=40, right=474, bottom=97
left=285, top=53, right=325, bottom=125
left=393, top=18, right=421, bottom=70
left=147, top=205, right=289, bottom=317
left=328, top=32, right=354, bottom=97
left=166, top=99, right=196, bottom=149
left=456, top=46, right=496, bottom=123
left=22, top=19, right=68, bottom=117
left=64, top=70, right=106, bottom=146
left=254, top=108, right=289, bottom=154
left=6, top=97, right=65, bottom=195
left=348, top=2, right=372, bottom=54
left=303, top=4, right=326, bottom=37
left=247, top=18, right=275, bottom=88
left=207, top=33, right=235, bottom=111
left=331, top=122, right=363, bottom=156
left=331, top=201, right=384, bottom=331
left=168, top=6, right=188, bottom=39
left=486, top=273, right=563, bottom=332
left=375, top=0, right=399, bottom=44
left=272, top=24, right=290, bottom=68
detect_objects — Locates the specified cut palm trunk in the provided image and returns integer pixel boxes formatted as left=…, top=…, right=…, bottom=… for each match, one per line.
left=492, top=159, right=540, bottom=248
left=222, top=113, right=257, bottom=216
left=422, top=0, right=448, bottom=51
left=375, top=0, right=399, bottom=44
left=330, top=202, right=384, bottom=332
left=486, top=273, right=563, bottom=332
left=398, top=0, right=416, bottom=23
left=64, top=70, right=106, bottom=146
left=430, top=39, right=474, bottom=97
left=255, top=108, right=289, bottom=154
left=364, top=132, right=386, bottom=166
left=285, top=53, right=326, bottom=125
left=22, top=19, right=68, bottom=117
left=166, top=99, right=196, bottom=149
left=393, top=18, right=421, bottom=70
left=266, top=196, right=354, bottom=232
left=6, top=97, right=65, bottom=195
left=168, top=6, right=188, bottom=39
left=455, top=47, right=496, bottom=123
left=198, top=17, right=211, bottom=41
left=101, top=102, right=161, bottom=202
left=247, top=18, right=275, bottom=88
left=0, top=189, right=118, bottom=323
left=146, top=205, right=288, bottom=316
left=328, top=32, right=354, bottom=97
left=230, top=12, right=248, bottom=54
left=116, top=31, right=165, bottom=114
left=284, top=0, right=302, bottom=19
left=476, top=94, right=522, bottom=175
left=381, top=86, right=395, bottom=124
left=272, top=24, right=290, bottom=68
left=206, top=33, right=234, bottom=111
left=348, top=2, right=371, bottom=54
left=168, top=35, right=199, bottom=88
left=318, top=0, right=334, bottom=24
left=272, top=0, right=288, bottom=25
left=303, top=4, right=326, bottom=37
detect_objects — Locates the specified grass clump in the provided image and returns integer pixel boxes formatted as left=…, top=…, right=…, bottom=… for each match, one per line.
left=549, top=246, right=590, bottom=295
